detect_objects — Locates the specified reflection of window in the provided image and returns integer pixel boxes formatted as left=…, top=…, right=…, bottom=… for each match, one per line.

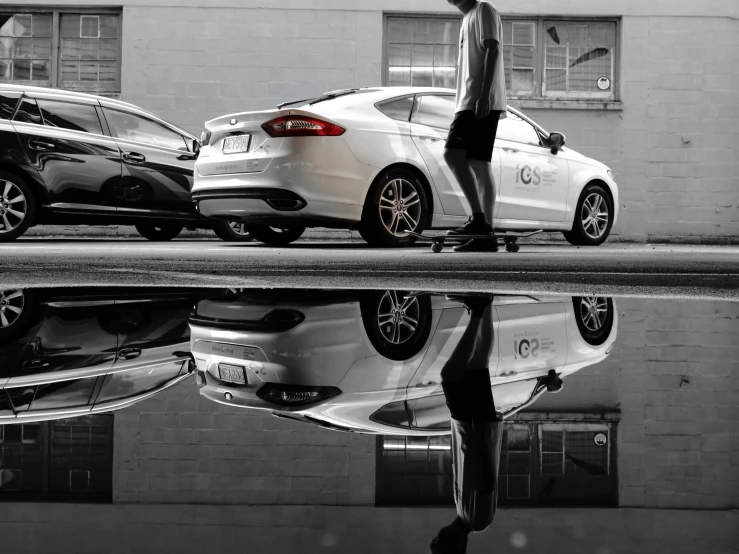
left=376, top=421, right=617, bottom=507
left=37, top=99, right=103, bottom=134
left=412, top=94, right=456, bottom=130
left=385, top=16, right=460, bottom=88
left=0, top=9, right=120, bottom=93
left=96, top=363, right=184, bottom=404
left=0, top=415, right=113, bottom=502
left=104, top=108, right=187, bottom=151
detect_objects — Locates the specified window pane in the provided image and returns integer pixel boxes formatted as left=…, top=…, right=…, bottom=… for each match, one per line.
left=413, top=20, right=434, bottom=44
left=412, top=44, right=433, bottom=67
left=104, top=108, right=188, bottom=151
left=433, top=20, right=458, bottom=44
left=413, top=94, right=455, bottom=129
left=59, top=13, right=120, bottom=91
left=96, top=363, right=182, bottom=404
left=546, top=69, right=567, bottom=92
left=497, top=112, right=540, bottom=145
left=12, top=96, right=41, bottom=124
left=37, top=99, right=103, bottom=134
left=388, top=66, right=410, bottom=87
left=388, top=43, right=410, bottom=67
left=376, top=96, right=414, bottom=122
left=0, top=13, right=52, bottom=86
left=512, top=22, right=534, bottom=45
left=512, top=69, right=534, bottom=94
left=29, top=378, right=96, bottom=411
left=0, top=91, right=20, bottom=120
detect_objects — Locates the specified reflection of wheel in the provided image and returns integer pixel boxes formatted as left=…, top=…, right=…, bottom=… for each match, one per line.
left=359, top=168, right=428, bottom=247
left=0, top=171, right=36, bottom=242
left=360, top=291, right=432, bottom=361
left=0, top=289, right=34, bottom=340
left=135, top=223, right=183, bottom=241
left=212, top=220, right=254, bottom=242
left=246, top=224, right=305, bottom=246
left=564, top=184, right=613, bottom=246
left=573, top=296, right=614, bottom=346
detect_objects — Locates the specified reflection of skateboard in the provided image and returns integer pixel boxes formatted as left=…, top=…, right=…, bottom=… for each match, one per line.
left=409, top=230, right=542, bottom=253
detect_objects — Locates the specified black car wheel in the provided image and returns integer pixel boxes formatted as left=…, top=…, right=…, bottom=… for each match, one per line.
left=0, top=171, right=36, bottom=242
left=246, top=224, right=305, bottom=246
left=563, top=184, right=613, bottom=246
left=359, top=168, right=428, bottom=247
left=212, top=220, right=254, bottom=242
left=360, top=290, right=432, bottom=361
left=0, top=289, right=34, bottom=340
left=572, top=296, right=614, bottom=346
left=135, top=223, right=183, bottom=241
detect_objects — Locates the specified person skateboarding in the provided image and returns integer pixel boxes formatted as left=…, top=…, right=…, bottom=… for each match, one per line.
left=429, top=294, right=503, bottom=553
left=443, top=0, right=507, bottom=253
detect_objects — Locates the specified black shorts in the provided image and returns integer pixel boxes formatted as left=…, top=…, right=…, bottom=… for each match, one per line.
left=445, top=110, right=504, bottom=162
left=442, top=369, right=497, bottom=422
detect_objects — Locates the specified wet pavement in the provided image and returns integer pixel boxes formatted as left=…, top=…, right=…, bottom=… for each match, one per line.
left=0, top=286, right=736, bottom=553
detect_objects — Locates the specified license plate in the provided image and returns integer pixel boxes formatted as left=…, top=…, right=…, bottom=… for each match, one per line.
left=222, top=135, right=251, bottom=154
left=218, top=363, right=246, bottom=385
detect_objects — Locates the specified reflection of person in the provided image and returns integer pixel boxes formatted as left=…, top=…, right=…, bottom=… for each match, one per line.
left=443, top=0, right=507, bottom=253
left=430, top=295, right=503, bottom=554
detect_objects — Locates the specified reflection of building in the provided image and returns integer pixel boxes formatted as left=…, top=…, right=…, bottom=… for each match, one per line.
left=0, top=293, right=736, bottom=552
left=2, top=2, right=736, bottom=243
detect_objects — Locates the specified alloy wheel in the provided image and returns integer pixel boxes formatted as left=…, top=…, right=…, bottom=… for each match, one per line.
left=378, top=178, right=422, bottom=237
left=581, top=192, right=609, bottom=240
left=579, top=296, right=609, bottom=332
left=0, top=289, right=25, bottom=329
left=229, top=221, right=251, bottom=236
left=377, top=291, right=420, bottom=345
left=0, top=180, right=28, bottom=234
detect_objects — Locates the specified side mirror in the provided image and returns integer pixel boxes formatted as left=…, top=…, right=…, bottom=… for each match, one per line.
left=549, top=132, right=565, bottom=154
left=192, top=138, right=201, bottom=155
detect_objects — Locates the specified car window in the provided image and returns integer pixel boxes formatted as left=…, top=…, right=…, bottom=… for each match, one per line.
left=0, top=389, right=14, bottom=416
left=103, top=108, right=187, bottom=151
left=497, top=112, right=541, bottom=146
left=26, top=378, right=97, bottom=411
left=412, top=95, right=456, bottom=130
left=0, top=92, right=20, bottom=120
left=410, top=394, right=451, bottom=430
left=376, top=96, right=414, bottom=122
left=369, top=400, right=411, bottom=429
left=37, top=99, right=103, bottom=135
left=12, top=96, right=42, bottom=125
left=96, top=362, right=183, bottom=404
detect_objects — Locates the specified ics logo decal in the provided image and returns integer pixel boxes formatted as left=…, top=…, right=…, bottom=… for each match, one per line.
left=514, top=338, right=540, bottom=359
left=516, top=164, right=541, bottom=186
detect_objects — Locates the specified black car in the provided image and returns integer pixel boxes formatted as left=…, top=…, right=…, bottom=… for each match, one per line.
left=0, top=85, right=251, bottom=241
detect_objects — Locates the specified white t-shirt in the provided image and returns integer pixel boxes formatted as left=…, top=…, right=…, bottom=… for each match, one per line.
left=455, top=1, right=507, bottom=114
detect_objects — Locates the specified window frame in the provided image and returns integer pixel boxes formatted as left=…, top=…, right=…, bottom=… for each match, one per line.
left=0, top=7, right=122, bottom=94
left=101, top=105, right=192, bottom=153
left=382, top=13, right=622, bottom=105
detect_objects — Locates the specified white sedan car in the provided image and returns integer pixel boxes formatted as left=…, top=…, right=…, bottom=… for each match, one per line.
left=191, top=291, right=617, bottom=435
left=193, top=87, right=618, bottom=247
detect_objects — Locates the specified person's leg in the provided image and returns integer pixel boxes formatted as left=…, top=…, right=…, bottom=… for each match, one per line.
left=443, top=147, right=484, bottom=216
left=440, top=297, right=494, bottom=384
left=469, top=160, right=495, bottom=230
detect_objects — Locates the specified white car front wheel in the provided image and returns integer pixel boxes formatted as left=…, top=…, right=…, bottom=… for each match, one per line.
left=564, top=184, right=613, bottom=246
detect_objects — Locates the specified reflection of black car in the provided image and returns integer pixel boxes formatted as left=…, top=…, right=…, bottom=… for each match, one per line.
left=0, top=85, right=251, bottom=242
left=0, top=287, right=207, bottom=423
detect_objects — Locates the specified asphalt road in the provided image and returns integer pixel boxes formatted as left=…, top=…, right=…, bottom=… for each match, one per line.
left=1, top=238, right=738, bottom=299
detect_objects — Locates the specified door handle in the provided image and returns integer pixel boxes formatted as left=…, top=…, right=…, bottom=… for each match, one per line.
left=117, top=348, right=141, bottom=360
left=501, top=147, right=520, bottom=153
left=122, top=152, right=146, bottom=163
left=177, top=152, right=198, bottom=161
left=420, top=135, right=442, bottom=142
left=29, top=140, right=55, bottom=151
left=24, top=359, right=50, bottom=370
left=415, top=381, right=438, bottom=388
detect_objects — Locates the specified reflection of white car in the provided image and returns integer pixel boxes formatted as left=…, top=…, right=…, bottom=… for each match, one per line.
left=192, top=291, right=617, bottom=435
left=193, top=87, right=618, bottom=247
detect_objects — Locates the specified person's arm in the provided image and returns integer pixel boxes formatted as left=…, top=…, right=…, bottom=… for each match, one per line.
left=475, top=3, right=503, bottom=119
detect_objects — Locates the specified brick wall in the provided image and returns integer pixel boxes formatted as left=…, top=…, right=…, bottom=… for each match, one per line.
left=533, top=298, right=739, bottom=510
left=113, top=381, right=375, bottom=505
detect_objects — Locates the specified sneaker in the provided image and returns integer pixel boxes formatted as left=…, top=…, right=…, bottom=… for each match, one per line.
left=453, top=238, right=499, bottom=252
left=446, top=216, right=494, bottom=236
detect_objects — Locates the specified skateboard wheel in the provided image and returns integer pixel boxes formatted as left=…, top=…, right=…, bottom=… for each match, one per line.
left=432, top=243, right=443, bottom=253
left=506, top=243, right=520, bottom=253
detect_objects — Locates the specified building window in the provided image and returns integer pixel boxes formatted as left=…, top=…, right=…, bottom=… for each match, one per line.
left=376, top=421, right=617, bottom=507
left=383, top=15, right=619, bottom=101
left=0, top=9, right=121, bottom=93
left=0, top=415, right=113, bottom=502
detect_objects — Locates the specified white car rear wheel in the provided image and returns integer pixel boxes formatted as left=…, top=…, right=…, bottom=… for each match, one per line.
left=359, top=168, right=428, bottom=247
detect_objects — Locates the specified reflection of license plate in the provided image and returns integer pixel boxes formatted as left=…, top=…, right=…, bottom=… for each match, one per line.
left=218, top=363, right=246, bottom=384
left=222, top=135, right=251, bottom=154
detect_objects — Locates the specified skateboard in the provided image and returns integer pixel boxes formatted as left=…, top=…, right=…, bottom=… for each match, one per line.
left=408, top=230, right=542, bottom=253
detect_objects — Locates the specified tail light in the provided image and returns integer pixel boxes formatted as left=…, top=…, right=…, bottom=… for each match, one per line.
left=200, top=129, right=211, bottom=145
left=261, top=115, right=345, bottom=137
left=257, top=383, right=341, bottom=407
